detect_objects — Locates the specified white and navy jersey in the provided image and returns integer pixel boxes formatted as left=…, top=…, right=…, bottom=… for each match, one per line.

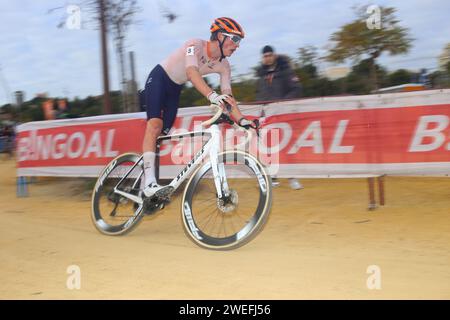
left=160, top=38, right=232, bottom=92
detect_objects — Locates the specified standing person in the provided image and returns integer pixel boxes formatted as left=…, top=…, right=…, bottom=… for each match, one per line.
left=1, top=125, right=15, bottom=158
left=142, top=17, right=259, bottom=198
left=255, top=45, right=303, bottom=190
left=256, top=45, right=301, bottom=101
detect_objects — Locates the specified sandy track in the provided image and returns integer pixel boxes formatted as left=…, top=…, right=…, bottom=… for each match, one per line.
left=1, top=159, right=449, bottom=299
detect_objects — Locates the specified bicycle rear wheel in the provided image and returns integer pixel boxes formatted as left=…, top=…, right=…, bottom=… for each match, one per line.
left=91, top=153, right=145, bottom=236
left=181, top=150, right=272, bottom=250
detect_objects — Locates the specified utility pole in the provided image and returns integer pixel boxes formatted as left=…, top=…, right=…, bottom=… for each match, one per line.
left=104, top=0, right=139, bottom=114
left=0, top=64, right=13, bottom=105
left=99, top=0, right=111, bottom=114
left=129, top=51, right=138, bottom=112
left=116, top=27, right=128, bottom=113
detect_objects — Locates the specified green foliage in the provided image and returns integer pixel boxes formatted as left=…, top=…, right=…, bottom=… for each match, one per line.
left=294, top=64, right=319, bottom=97
left=179, top=84, right=206, bottom=107
left=429, top=70, right=450, bottom=88
left=231, top=79, right=257, bottom=103
left=387, top=69, right=413, bottom=86
left=178, top=77, right=216, bottom=107
left=326, top=5, right=413, bottom=90
left=297, top=46, right=318, bottom=67
left=348, top=58, right=388, bottom=93
left=327, top=6, right=413, bottom=63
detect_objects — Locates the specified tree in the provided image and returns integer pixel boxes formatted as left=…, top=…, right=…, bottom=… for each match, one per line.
left=231, top=79, right=257, bottom=103
left=104, top=0, right=140, bottom=113
left=179, top=78, right=213, bottom=107
left=387, top=69, right=412, bottom=87
left=438, top=43, right=450, bottom=71
left=325, top=5, right=413, bottom=91
left=48, top=1, right=140, bottom=114
left=344, top=58, right=387, bottom=94
left=179, top=85, right=204, bottom=107
left=297, top=45, right=318, bottom=68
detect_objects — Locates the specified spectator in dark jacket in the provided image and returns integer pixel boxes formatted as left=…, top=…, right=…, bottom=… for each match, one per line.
left=256, top=45, right=303, bottom=190
left=0, top=125, right=15, bottom=158
left=256, top=45, right=301, bottom=101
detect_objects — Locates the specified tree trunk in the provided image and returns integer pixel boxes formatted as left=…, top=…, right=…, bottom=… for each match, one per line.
left=369, top=55, right=379, bottom=92
left=99, top=0, right=111, bottom=114
left=116, top=28, right=128, bottom=113
left=129, top=51, right=138, bottom=112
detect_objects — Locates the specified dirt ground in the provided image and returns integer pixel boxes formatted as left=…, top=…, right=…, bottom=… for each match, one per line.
left=1, top=158, right=449, bottom=299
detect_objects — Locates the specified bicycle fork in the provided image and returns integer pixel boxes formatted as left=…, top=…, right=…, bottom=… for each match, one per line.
left=209, top=125, right=230, bottom=199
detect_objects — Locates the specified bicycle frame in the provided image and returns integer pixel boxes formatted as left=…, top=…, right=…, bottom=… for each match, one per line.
left=111, top=123, right=231, bottom=205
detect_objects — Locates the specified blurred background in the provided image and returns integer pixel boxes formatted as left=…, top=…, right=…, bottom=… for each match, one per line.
left=1, top=2, right=449, bottom=300
left=1, top=0, right=449, bottom=124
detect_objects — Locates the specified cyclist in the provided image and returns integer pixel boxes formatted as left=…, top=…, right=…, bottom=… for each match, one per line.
left=142, top=17, right=258, bottom=198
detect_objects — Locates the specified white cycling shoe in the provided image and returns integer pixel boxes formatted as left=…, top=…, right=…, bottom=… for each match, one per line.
left=143, top=182, right=173, bottom=198
left=288, top=178, right=304, bottom=190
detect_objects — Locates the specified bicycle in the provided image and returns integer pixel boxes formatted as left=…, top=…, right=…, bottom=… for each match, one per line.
left=91, top=105, right=273, bottom=250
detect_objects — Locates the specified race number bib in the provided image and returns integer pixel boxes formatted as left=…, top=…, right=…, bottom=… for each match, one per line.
left=186, top=46, right=195, bottom=56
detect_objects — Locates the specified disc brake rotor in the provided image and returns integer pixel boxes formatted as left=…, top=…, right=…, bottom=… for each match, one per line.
left=217, top=189, right=238, bottom=213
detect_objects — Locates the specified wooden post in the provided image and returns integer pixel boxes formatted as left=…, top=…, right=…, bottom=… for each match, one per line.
left=368, top=177, right=377, bottom=210
left=378, top=175, right=385, bottom=206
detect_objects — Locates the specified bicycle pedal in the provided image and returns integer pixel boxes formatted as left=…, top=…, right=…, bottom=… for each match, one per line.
left=155, top=186, right=174, bottom=199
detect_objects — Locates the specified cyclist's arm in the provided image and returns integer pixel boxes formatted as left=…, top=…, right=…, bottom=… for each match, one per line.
left=186, top=66, right=244, bottom=121
left=186, top=66, right=214, bottom=98
left=219, top=63, right=244, bottom=121
left=221, top=89, right=244, bottom=121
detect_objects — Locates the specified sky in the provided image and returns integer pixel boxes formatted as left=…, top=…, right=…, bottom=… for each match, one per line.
left=1, top=0, right=450, bottom=106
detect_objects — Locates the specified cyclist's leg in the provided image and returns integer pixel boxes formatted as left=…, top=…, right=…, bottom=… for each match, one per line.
left=142, top=65, right=182, bottom=197
left=161, top=84, right=182, bottom=134
left=143, top=118, right=162, bottom=187
left=142, top=65, right=165, bottom=188
left=146, top=77, right=182, bottom=190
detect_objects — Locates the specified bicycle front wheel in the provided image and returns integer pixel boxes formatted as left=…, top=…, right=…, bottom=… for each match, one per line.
left=91, top=153, right=144, bottom=236
left=181, top=150, right=272, bottom=250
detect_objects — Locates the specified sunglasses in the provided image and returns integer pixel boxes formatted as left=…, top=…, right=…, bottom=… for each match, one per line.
left=221, top=32, right=242, bottom=45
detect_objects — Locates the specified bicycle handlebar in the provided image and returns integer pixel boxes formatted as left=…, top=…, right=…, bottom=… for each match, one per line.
left=201, top=104, right=224, bottom=127
left=233, top=122, right=254, bottom=150
left=202, top=104, right=255, bottom=149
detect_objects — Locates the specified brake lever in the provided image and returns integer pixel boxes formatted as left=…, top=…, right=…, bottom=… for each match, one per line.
left=240, top=122, right=260, bottom=137
left=253, top=119, right=260, bottom=137
left=224, top=101, right=233, bottom=113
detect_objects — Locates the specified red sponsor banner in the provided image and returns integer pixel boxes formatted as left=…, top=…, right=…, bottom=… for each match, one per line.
left=16, top=91, right=450, bottom=177
left=264, top=104, right=450, bottom=164
left=17, top=119, right=146, bottom=167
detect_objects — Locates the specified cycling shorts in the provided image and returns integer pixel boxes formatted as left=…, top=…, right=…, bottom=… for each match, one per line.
left=144, top=64, right=183, bottom=133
